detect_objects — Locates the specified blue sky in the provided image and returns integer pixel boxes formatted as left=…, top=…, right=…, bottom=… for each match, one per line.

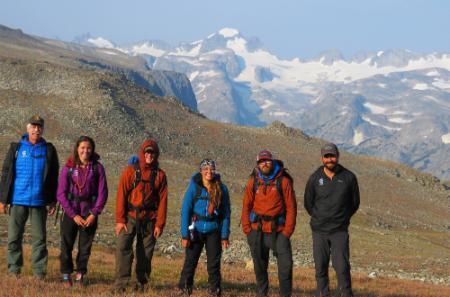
left=1, top=0, right=449, bottom=59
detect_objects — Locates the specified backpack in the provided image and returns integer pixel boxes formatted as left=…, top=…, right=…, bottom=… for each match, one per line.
left=191, top=173, right=223, bottom=222
left=249, top=161, right=293, bottom=223
left=128, top=160, right=159, bottom=212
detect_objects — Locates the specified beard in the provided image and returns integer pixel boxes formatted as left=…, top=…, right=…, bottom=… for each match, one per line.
left=259, top=164, right=273, bottom=175
left=324, top=161, right=337, bottom=171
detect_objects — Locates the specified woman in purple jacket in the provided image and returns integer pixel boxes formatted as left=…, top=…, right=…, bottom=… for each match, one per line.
left=57, top=136, right=108, bottom=286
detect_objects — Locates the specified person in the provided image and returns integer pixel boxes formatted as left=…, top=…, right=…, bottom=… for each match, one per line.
left=56, top=136, right=108, bottom=286
left=0, top=115, right=59, bottom=279
left=114, top=139, right=168, bottom=293
left=241, top=150, right=297, bottom=297
left=178, top=159, right=231, bottom=297
left=304, top=143, right=360, bottom=297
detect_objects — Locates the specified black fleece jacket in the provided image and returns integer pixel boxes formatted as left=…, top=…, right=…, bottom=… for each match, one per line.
left=304, top=164, right=360, bottom=234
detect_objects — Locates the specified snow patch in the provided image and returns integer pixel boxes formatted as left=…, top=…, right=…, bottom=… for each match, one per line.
left=362, top=115, right=401, bottom=131
left=87, top=37, right=115, bottom=49
left=432, top=79, right=450, bottom=89
left=388, top=117, right=413, bottom=124
left=378, top=83, right=386, bottom=88
left=392, top=111, right=407, bottom=115
left=100, top=50, right=118, bottom=55
left=189, top=71, right=199, bottom=81
left=426, top=70, right=440, bottom=76
left=363, top=102, right=387, bottom=115
left=260, top=100, right=275, bottom=109
left=219, top=28, right=240, bottom=38
left=201, top=70, right=221, bottom=77
left=130, top=43, right=166, bottom=57
left=442, top=133, right=450, bottom=144
left=353, top=129, right=364, bottom=145
left=413, top=83, right=429, bottom=90
left=270, top=111, right=290, bottom=117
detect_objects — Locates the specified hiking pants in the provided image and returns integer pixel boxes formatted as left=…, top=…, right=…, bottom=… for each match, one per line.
left=59, top=213, right=97, bottom=274
left=7, top=205, right=48, bottom=277
left=247, top=230, right=293, bottom=297
left=115, top=217, right=156, bottom=288
left=312, top=230, right=353, bottom=297
left=178, top=229, right=222, bottom=294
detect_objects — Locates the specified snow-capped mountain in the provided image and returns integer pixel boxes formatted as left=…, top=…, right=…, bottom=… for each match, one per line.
left=76, top=28, right=450, bottom=180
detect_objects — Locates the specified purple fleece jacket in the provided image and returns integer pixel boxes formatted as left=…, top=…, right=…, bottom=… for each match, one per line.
left=57, top=157, right=108, bottom=218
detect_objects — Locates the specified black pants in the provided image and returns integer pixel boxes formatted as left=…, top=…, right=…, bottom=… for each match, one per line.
left=179, top=230, right=222, bottom=293
left=247, top=230, right=293, bottom=297
left=115, top=218, right=157, bottom=288
left=312, top=230, right=353, bottom=297
left=60, top=213, right=97, bottom=274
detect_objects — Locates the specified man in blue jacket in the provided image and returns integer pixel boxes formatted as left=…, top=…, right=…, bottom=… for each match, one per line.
left=0, top=116, right=59, bottom=279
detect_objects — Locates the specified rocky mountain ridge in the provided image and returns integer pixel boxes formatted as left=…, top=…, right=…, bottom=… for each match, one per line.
left=78, top=27, right=450, bottom=180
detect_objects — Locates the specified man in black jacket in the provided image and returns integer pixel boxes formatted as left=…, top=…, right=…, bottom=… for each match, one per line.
left=0, top=116, right=59, bottom=279
left=304, top=143, right=360, bottom=297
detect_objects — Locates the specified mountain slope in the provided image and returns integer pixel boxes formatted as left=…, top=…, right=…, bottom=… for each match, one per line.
left=0, top=25, right=449, bottom=284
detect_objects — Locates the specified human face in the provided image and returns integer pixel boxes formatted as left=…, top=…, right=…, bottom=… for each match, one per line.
left=200, top=165, right=215, bottom=182
left=27, top=124, right=43, bottom=144
left=144, top=149, right=156, bottom=164
left=258, top=159, right=273, bottom=175
left=77, top=141, right=93, bottom=164
left=321, top=154, right=339, bottom=171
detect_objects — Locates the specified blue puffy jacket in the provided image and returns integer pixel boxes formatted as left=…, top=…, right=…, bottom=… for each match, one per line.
left=180, top=173, right=231, bottom=240
left=11, top=135, right=47, bottom=206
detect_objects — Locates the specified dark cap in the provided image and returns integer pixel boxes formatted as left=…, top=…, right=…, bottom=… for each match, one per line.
left=321, top=143, right=339, bottom=157
left=257, top=149, right=273, bottom=162
left=28, top=115, right=44, bottom=126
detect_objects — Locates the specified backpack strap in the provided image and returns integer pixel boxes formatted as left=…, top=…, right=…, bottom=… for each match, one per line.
left=129, top=163, right=159, bottom=211
left=12, top=142, right=20, bottom=160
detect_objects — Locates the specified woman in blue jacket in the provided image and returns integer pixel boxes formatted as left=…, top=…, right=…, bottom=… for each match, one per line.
left=178, top=159, right=231, bottom=296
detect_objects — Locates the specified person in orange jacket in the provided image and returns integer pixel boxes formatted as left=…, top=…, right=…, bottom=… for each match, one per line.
left=113, top=139, right=168, bottom=293
left=241, top=150, right=297, bottom=297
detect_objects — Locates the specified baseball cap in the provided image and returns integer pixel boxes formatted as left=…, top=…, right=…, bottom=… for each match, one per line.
left=28, top=115, right=44, bottom=126
left=257, top=150, right=273, bottom=162
left=321, top=143, right=339, bottom=157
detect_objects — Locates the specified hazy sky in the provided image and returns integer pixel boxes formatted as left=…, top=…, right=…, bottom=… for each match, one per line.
left=1, top=0, right=449, bottom=59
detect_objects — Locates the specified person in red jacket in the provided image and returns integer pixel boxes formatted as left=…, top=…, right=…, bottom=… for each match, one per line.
left=241, top=150, right=297, bottom=297
left=113, top=139, right=168, bottom=293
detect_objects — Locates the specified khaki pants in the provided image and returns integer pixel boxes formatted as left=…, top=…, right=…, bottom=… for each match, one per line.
left=7, top=205, right=48, bottom=277
left=114, top=218, right=156, bottom=288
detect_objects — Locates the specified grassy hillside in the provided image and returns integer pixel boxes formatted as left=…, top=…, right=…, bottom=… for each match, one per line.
left=1, top=246, right=450, bottom=297
left=0, top=24, right=449, bottom=288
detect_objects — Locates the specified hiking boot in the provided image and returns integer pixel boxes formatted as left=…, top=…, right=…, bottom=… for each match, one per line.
left=62, top=274, right=72, bottom=287
left=207, top=287, right=221, bottom=296
left=178, top=286, right=192, bottom=296
left=74, top=272, right=85, bottom=286
left=34, top=273, right=46, bottom=281
left=134, top=282, right=148, bottom=293
left=7, top=271, right=21, bottom=279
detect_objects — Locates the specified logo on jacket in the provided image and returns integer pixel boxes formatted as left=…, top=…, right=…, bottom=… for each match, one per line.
left=319, top=178, right=324, bottom=186
left=22, top=151, right=27, bottom=157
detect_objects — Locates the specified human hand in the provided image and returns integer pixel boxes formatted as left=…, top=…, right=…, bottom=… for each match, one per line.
left=0, top=202, right=8, bottom=214
left=153, top=226, right=162, bottom=239
left=84, top=214, right=96, bottom=227
left=116, top=223, right=128, bottom=236
left=73, top=215, right=86, bottom=227
left=182, top=239, right=190, bottom=248
left=47, top=202, right=56, bottom=216
left=222, top=240, right=230, bottom=249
